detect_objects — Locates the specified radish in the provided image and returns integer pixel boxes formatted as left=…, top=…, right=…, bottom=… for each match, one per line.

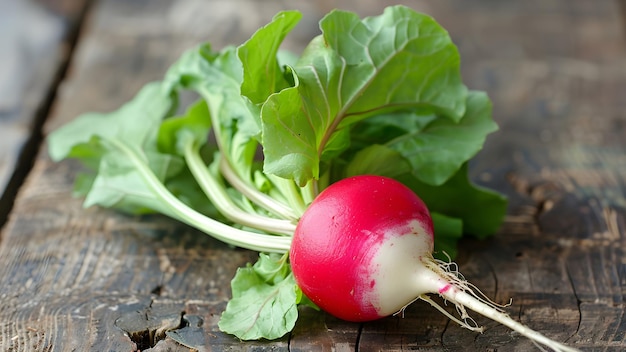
left=290, top=175, right=579, bottom=352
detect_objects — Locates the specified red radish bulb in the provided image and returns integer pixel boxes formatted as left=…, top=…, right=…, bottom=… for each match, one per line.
left=290, top=175, right=579, bottom=352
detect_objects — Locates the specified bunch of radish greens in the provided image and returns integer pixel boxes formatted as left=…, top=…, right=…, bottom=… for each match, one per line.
left=48, top=6, right=579, bottom=351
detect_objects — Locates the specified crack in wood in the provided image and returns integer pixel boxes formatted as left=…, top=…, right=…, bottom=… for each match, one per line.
left=165, top=315, right=207, bottom=351
left=354, top=323, right=363, bottom=352
left=114, top=302, right=185, bottom=350
left=0, top=0, right=94, bottom=232
left=440, top=318, right=451, bottom=348
left=151, top=285, right=164, bottom=296
left=564, top=262, right=583, bottom=337
left=484, top=258, right=500, bottom=304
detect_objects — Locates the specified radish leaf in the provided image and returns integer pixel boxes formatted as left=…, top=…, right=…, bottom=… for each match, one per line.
left=48, top=82, right=182, bottom=214
left=386, top=91, right=497, bottom=186
left=219, top=253, right=298, bottom=340
left=400, top=163, right=508, bottom=239
left=261, top=6, right=467, bottom=185
left=346, top=91, right=497, bottom=186
left=239, top=10, right=301, bottom=104
left=431, top=212, right=463, bottom=259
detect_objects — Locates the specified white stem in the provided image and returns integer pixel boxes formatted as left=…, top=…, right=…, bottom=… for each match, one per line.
left=265, top=173, right=308, bottom=216
left=418, top=261, right=580, bottom=352
left=185, top=143, right=297, bottom=235
left=219, top=157, right=300, bottom=221
left=107, top=139, right=291, bottom=253
left=440, top=289, right=579, bottom=352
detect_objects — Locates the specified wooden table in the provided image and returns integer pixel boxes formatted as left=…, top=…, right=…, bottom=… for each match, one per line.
left=1, top=1, right=625, bottom=350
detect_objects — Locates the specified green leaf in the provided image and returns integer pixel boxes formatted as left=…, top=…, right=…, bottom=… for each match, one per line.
left=387, top=91, right=498, bottom=185
left=347, top=91, right=497, bottom=186
left=48, top=82, right=175, bottom=162
left=399, top=163, right=507, bottom=239
left=261, top=5, right=467, bottom=185
left=344, top=143, right=412, bottom=178
left=250, top=253, right=290, bottom=285
left=47, top=82, right=182, bottom=214
left=295, top=286, right=319, bottom=310
left=239, top=10, right=302, bottom=104
left=165, top=166, right=221, bottom=219
left=321, top=6, right=466, bottom=123
left=219, top=253, right=298, bottom=340
left=431, top=212, right=463, bottom=260
left=260, top=81, right=317, bottom=185
left=165, top=44, right=260, bottom=179
left=83, top=149, right=183, bottom=215
left=157, top=99, right=222, bottom=218
left=158, top=99, right=211, bottom=155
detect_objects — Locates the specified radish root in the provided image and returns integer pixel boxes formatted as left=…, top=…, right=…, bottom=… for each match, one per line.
left=415, top=254, right=581, bottom=352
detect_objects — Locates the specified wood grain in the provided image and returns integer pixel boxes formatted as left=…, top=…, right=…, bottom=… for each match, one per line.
left=0, top=0, right=88, bottom=223
left=0, top=0, right=625, bottom=351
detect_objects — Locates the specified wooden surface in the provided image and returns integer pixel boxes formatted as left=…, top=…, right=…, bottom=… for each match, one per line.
left=1, top=0, right=625, bottom=351
left=0, top=0, right=87, bottom=223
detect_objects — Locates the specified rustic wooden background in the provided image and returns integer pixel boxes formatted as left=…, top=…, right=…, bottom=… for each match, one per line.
left=1, top=0, right=625, bottom=351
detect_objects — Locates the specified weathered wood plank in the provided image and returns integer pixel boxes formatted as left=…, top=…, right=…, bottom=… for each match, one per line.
left=0, top=0, right=625, bottom=351
left=0, top=0, right=88, bottom=222
left=442, top=1, right=626, bottom=350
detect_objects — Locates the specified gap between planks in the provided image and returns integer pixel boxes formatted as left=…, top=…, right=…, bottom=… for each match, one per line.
left=0, top=0, right=94, bottom=232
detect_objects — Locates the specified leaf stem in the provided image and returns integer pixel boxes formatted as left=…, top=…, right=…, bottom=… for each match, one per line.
left=219, top=157, right=300, bottom=221
left=184, top=140, right=297, bottom=236
left=197, top=85, right=300, bottom=222
left=107, top=138, right=291, bottom=253
left=266, top=174, right=308, bottom=216
left=301, top=179, right=318, bottom=205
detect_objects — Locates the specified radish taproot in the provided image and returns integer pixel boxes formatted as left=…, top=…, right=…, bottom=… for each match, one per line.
left=290, top=175, right=579, bottom=352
